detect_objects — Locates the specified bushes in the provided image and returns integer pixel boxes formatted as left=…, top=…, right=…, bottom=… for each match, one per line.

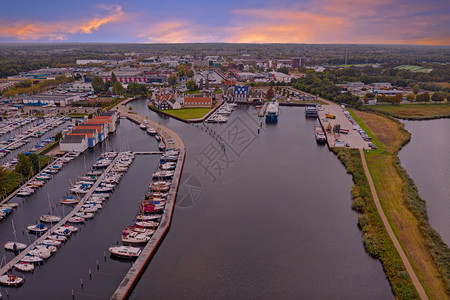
left=394, top=157, right=450, bottom=292
left=334, top=148, right=420, bottom=299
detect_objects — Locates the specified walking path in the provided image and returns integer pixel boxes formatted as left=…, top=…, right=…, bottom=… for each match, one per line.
left=359, top=148, right=428, bottom=300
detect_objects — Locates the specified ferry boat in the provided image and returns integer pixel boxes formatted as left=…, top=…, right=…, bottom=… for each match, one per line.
left=265, top=101, right=279, bottom=123
left=305, top=106, right=318, bottom=118
left=314, top=123, right=327, bottom=143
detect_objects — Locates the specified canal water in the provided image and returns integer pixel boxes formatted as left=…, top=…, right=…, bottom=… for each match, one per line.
left=399, top=119, right=450, bottom=246
left=126, top=100, right=393, bottom=299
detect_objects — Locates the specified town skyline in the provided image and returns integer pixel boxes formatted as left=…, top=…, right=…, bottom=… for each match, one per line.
left=0, top=0, right=449, bottom=45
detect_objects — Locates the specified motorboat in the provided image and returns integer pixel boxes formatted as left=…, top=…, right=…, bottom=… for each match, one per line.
left=27, top=223, right=48, bottom=234
left=68, top=216, right=85, bottom=223
left=0, top=274, right=24, bottom=287
left=60, top=196, right=79, bottom=205
left=109, top=246, right=141, bottom=259
left=29, top=247, right=51, bottom=259
left=4, top=242, right=27, bottom=251
left=37, top=244, right=57, bottom=253
left=146, top=127, right=156, bottom=135
left=47, top=234, right=67, bottom=242
left=139, top=123, right=147, bottom=129
left=124, top=225, right=155, bottom=235
left=160, top=163, right=176, bottom=170
left=14, top=262, right=35, bottom=272
left=20, top=255, right=44, bottom=265
left=149, top=192, right=168, bottom=199
left=136, top=214, right=161, bottom=221
left=314, top=123, right=327, bottom=143
left=152, top=170, right=174, bottom=180
left=134, top=221, right=159, bottom=228
left=16, top=188, right=33, bottom=197
left=158, top=142, right=166, bottom=151
left=150, top=182, right=170, bottom=192
left=40, top=215, right=61, bottom=223
left=53, top=228, right=73, bottom=237
left=79, top=206, right=98, bottom=213
left=95, top=186, right=114, bottom=193
left=75, top=212, right=94, bottom=219
left=160, top=155, right=178, bottom=163
left=42, top=239, right=61, bottom=247
left=122, top=231, right=151, bottom=245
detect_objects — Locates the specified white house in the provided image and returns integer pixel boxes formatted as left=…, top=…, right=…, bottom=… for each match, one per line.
left=60, top=135, right=88, bottom=152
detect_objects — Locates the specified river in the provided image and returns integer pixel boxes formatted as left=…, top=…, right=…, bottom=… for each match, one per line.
left=127, top=100, right=393, bottom=299
left=399, top=119, right=450, bottom=246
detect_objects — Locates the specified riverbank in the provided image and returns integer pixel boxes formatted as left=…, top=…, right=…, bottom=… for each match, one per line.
left=334, top=148, right=419, bottom=298
left=364, top=103, right=450, bottom=120
left=347, top=109, right=449, bottom=298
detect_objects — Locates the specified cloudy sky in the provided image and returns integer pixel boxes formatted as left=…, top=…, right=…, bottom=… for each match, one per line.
left=0, top=0, right=449, bottom=45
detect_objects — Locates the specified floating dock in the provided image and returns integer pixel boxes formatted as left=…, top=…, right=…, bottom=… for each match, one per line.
left=0, top=152, right=124, bottom=277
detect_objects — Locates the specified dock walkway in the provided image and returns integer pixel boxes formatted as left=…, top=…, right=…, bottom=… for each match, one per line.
left=4, top=116, right=66, bottom=151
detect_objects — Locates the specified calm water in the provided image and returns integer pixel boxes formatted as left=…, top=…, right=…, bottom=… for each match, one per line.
left=0, top=101, right=393, bottom=299
left=399, top=119, right=450, bottom=246
left=127, top=100, right=393, bottom=299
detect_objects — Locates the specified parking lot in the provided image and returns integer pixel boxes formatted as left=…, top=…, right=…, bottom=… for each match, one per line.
left=317, top=102, right=372, bottom=149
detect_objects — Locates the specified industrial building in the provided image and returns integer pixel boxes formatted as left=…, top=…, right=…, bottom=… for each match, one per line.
left=22, top=94, right=80, bottom=106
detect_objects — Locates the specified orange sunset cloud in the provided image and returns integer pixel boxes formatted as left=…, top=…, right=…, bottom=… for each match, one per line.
left=0, top=4, right=126, bottom=40
left=229, top=9, right=346, bottom=43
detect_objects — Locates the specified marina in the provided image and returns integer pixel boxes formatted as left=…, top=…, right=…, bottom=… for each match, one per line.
left=0, top=151, right=135, bottom=281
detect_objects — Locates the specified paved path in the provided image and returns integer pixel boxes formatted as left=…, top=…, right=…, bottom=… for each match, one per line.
left=359, top=148, right=428, bottom=300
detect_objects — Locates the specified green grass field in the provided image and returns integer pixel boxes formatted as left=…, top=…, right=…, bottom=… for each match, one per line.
left=395, top=65, right=432, bottom=73
left=163, top=108, right=212, bottom=120
left=367, top=103, right=450, bottom=119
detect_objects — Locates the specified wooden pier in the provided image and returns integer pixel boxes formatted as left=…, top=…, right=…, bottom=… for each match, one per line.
left=0, top=153, right=124, bottom=277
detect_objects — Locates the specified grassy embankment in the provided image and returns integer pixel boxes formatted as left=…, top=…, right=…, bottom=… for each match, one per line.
left=160, top=108, right=212, bottom=120
left=347, top=109, right=449, bottom=299
left=366, top=103, right=450, bottom=120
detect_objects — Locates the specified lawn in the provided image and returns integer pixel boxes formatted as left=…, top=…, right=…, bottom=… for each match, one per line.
left=350, top=109, right=409, bottom=153
left=357, top=111, right=449, bottom=298
left=163, top=108, right=212, bottom=120
left=183, top=90, right=201, bottom=95
left=368, top=103, right=450, bottom=119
